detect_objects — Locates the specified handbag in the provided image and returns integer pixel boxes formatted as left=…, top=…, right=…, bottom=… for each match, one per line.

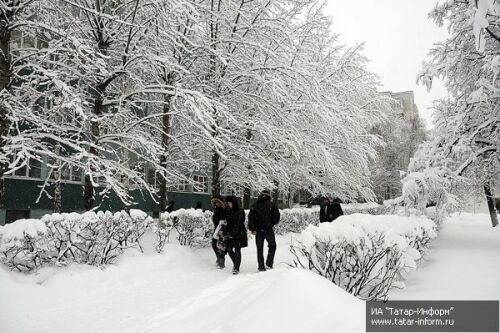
left=213, top=220, right=227, bottom=239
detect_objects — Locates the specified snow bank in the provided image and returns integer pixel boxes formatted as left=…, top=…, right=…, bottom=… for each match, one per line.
left=142, top=268, right=364, bottom=333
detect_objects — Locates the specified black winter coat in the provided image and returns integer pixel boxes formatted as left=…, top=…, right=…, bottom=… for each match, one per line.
left=212, top=206, right=226, bottom=229
left=248, top=195, right=280, bottom=232
left=225, top=209, right=248, bottom=248
left=319, top=202, right=343, bottom=222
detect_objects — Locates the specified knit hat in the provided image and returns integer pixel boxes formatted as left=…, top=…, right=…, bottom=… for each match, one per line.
left=224, top=195, right=240, bottom=210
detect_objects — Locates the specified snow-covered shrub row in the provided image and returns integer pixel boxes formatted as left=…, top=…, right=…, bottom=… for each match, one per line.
left=159, top=209, right=214, bottom=249
left=274, top=207, right=320, bottom=235
left=342, top=202, right=386, bottom=216
left=0, top=210, right=152, bottom=272
left=290, top=214, right=437, bottom=300
left=340, top=214, right=438, bottom=256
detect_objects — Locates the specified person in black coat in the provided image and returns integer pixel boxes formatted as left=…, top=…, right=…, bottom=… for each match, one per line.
left=211, top=197, right=226, bottom=269
left=224, top=196, right=247, bottom=275
left=166, top=200, right=175, bottom=213
left=248, top=190, right=280, bottom=271
left=319, top=197, right=344, bottom=223
left=330, top=197, right=344, bottom=221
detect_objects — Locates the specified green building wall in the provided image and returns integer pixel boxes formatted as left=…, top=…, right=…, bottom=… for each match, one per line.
left=0, top=178, right=213, bottom=225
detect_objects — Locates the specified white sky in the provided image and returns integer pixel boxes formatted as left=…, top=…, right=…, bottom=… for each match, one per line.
left=325, top=0, right=449, bottom=129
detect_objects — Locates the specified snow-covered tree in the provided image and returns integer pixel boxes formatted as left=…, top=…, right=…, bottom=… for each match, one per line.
left=191, top=0, right=390, bottom=202
left=0, top=0, right=91, bottom=208
left=416, top=0, right=499, bottom=226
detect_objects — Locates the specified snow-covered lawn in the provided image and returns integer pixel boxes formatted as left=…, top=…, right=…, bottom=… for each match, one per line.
left=390, top=213, right=500, bottom=300
left=1, top=213, right=498, bottom=333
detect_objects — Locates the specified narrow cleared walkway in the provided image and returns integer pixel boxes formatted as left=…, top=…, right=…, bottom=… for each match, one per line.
left=390, top=213, right=500, bottom=300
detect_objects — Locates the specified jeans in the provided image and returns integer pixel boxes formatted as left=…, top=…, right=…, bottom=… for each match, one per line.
left=255, top=229, right=276, bottom=269
left=227, top=245, right=241, bottom=270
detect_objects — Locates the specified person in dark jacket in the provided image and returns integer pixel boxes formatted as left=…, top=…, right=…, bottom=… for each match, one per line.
left=224, top=196, right=247, bottom=275
left=330, top=197, right=344, bottom=221
left=211, top=197, right=226, bottom=268
left=166, top=200, right=175, bottom=213
left=248, top=189, right=280, bottom=271
left=319, top=197, right=344, bottom=222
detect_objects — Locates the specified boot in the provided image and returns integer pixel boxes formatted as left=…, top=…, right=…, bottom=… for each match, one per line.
left=218, top=256, right=225, bottom=269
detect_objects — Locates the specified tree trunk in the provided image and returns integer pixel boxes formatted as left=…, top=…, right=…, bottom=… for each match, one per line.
left=122, top=182, right=131, bottom=213
left=84, top=89, right=103, bottom=210
left=211, top=151, right=221, bottom=198
left=158, top=74, right=173, bottom=212
left=484, top=184, right=499, bottom=227
left=243, top=186, right=251, bottom=209
left=53, top=144, right=62, bottom=213
left=272, top=181, right=279, bottom=204
left=0, top=10, right=12, bottom=204
left=286, top=186, right=295, bottom=208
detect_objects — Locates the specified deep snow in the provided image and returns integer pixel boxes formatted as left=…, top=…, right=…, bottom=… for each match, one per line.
left=1, top=213, right=499, bottom=333
left=0, top=231, right=364, bottom=333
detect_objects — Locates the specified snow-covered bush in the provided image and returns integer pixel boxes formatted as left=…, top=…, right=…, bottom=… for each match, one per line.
left=290, top=214, right=437, bottom=300
left=274, top=208, right=320, bottom=235
left=0, top=210, right=153, bottom=271
left=0, top=219, right=52, bottom=271
left=342, top=202, right=386, bottom=216
left=160, top=209, right=213, bottom=248
left=41, top=210, right=152, bottom=265
left=151, top=218, right=172, bottom=253
left=341, top=214, right=437, bottom=256
left=396, top=168, right=461, bottom=224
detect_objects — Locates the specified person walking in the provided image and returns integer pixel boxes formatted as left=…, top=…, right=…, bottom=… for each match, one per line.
left=211, top=197, right=226, bottom=269
left=330, top=197, right=344, bottom=221
left=319, top=197, right=333, bottom=223
left=224, top=196, right=247, bottom=275
left=248, top=190, right=280, bottom=271
left=166, top=200, right=175, bottom=213
left=319, top=197, right=344, bottom=223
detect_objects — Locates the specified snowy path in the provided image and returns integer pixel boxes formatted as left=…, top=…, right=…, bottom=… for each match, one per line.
left=390, top=213, right=500, bottom=300
left=2, top=233, right=365, bottom=333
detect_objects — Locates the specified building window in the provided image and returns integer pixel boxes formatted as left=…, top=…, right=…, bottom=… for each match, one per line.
left=169, top=180, right=189, bottom=192
left=193, top=175, right=208, bottom=193
left=10, top=30, right=48, bottom=50
left=9, top=156, right=42, bottom=179
left=49, top=159, right=83, bottom=183
left=71, top=166, right=83, bottom=182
